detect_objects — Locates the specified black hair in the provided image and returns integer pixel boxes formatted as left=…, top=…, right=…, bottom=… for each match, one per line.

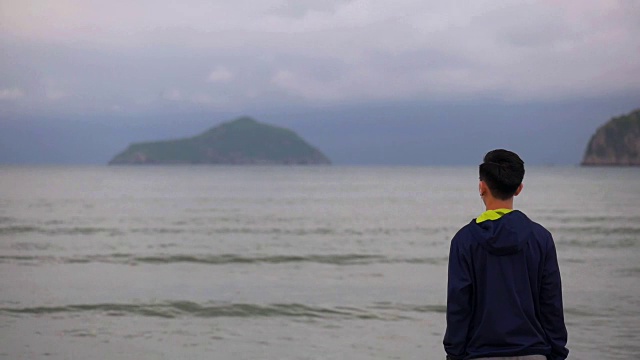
left=479, top=149, right=525, bottom=200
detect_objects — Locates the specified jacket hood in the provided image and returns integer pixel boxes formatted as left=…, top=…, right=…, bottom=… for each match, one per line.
left=470, top=210, right=532, bottom=256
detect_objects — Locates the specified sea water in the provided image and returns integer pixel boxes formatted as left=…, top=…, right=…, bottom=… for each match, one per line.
left=0, top=166, right=638, bottom=360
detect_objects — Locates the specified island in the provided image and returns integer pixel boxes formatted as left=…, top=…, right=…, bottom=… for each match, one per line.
left=109, top=117, right=331, bottom=165
left=581, top=109, right=640, bottom=166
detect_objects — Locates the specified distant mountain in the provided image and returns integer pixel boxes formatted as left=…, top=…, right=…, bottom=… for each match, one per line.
left=109, top=117, right=331, bottom=165
left=582, top=109, right=640, bottom=166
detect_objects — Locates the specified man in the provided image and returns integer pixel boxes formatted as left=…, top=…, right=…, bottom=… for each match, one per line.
left=443, top=149, right=569, bottom=360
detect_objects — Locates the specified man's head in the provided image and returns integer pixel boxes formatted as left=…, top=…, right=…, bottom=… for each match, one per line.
left=479, top=149, right=525, bottom=201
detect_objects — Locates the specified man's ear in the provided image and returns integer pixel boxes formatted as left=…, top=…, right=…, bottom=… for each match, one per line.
left=479, top=181, right=487, bottom=196
left=514, top=183, right=524, bottom=196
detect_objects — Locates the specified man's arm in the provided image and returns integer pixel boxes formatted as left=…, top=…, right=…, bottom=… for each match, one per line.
left=443, top=233, right=473, bottom=360
left=540, top=235, right=569, bottom=360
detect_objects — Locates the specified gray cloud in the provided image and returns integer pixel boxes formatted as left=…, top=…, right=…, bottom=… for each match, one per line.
left=270, top=0, right=353, bottom=18
left=0, top=0, right=639, bottom=117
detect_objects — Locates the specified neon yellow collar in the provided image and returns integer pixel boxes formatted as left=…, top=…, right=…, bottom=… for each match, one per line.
left=476, top=208, right=514, bottom=223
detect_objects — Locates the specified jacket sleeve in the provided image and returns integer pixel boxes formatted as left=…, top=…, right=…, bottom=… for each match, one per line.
left=540, top=235, right=569, bottom=360
left=443, top=233, right=473, bottom=360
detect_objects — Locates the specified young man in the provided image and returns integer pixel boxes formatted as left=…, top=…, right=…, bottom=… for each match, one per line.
left=443, top=149, right=569, bottom=360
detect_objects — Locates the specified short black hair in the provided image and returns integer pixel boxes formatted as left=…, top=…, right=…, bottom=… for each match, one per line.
left=479, top=149, right=525, bottom=200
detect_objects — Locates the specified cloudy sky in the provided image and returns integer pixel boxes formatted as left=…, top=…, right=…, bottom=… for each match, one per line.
left=0, top=0, right=639, bottom=164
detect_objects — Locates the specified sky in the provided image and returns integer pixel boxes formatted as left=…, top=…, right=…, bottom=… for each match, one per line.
left=0, top=0, right=639, bottom=164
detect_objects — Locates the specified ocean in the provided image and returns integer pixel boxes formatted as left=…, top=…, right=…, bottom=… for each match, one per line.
left=0, top=166, right=639, bottom=359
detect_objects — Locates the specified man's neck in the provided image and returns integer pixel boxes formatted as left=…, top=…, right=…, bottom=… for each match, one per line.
left=484, top=198, right=514, bottom=211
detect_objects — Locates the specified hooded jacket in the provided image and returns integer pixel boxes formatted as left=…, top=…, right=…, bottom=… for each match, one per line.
left=444, top=210, right=568, bottom=360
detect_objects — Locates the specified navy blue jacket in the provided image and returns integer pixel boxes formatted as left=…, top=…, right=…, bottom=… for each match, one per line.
left=444, top=210, right=569, bottom=360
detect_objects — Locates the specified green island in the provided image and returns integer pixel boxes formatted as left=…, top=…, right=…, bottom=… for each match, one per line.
left=109, top=117, right=331, bottom=165
left=582, top=109, right=640, bottom=166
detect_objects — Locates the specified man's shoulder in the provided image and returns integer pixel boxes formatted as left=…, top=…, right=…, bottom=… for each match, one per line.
left=515, top=212, right=555, bottom=252
left=531, top=221, right=552, bottom=237
left=450, top=220, right=476, bottom=245
left=518, top=211, right=553, bottom=238
left=454, top=219, right=476, bottom=234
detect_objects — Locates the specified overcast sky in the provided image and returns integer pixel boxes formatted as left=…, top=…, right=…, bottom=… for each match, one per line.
left=1, top=0, right=639, bottom=118
left=0, top=0, right=639, bottom=165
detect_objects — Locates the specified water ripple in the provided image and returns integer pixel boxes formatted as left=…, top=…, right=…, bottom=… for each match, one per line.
left=0, top=301, right=441, bottom=320
left=0, top=253, right=447, bottom=266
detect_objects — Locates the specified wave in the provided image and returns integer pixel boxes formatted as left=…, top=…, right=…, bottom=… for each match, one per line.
left=558, top=237, right=638, bottom=249
left=616, top=267, right=640, bottom=277
left=0, top=301, right=442, bottom=320
left=0, top=216, right=17, bottom=224
left=541, top=214, right=640, bottom=225
left=0, top=301, right=630, bottom=321
left=551, top=225, right=640, bottom=236
left=0, top=226, right=124, bottom=236
left=0, top=225, right=449, bottom=237
left=0, top=253, right=447, bottom=266
left=369, top=302, right=446, bottom=314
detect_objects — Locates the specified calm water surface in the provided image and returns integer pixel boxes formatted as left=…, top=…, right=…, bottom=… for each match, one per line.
left=0, top=166, right=639, bottom=359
